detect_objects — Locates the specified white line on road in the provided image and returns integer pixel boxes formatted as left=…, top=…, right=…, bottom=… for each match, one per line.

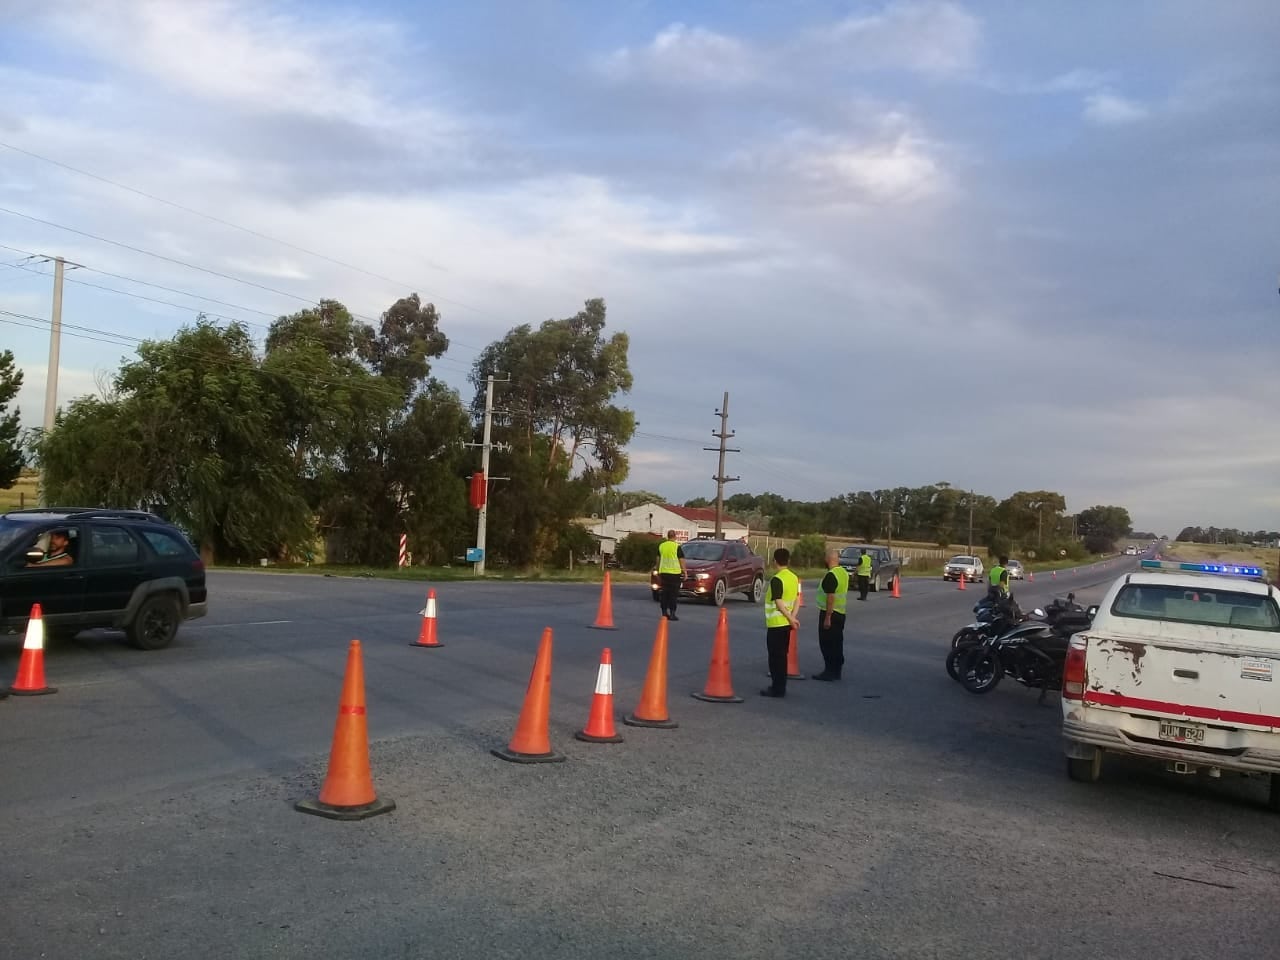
left=191, top=620, right=293, bottom=628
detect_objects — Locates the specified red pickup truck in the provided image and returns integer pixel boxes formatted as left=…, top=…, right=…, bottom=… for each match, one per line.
left=650, top=539, right=766, bottom=607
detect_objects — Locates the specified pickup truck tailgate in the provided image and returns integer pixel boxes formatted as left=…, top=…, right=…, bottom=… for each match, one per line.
left=1085, top=635, right=1280, bottom=733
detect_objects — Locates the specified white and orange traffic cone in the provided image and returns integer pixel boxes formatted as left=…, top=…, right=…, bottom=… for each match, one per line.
left=8, top=603, right=57, bottom=696
left=576, top=648, right=623, bottom=743
left=410, top=589, right=443, bottom=648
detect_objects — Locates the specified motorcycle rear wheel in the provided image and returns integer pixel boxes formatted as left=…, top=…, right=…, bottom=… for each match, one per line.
left=946, top=643, right=979, bottom=681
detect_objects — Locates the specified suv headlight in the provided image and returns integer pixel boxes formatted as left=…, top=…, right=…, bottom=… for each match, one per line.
left=694, top=572, right=711, bottom=580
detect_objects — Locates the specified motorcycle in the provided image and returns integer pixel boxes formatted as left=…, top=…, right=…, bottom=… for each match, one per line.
left=957, top=593, right=1094, bottom=701
left=946, top=594, right=1028, bottom=680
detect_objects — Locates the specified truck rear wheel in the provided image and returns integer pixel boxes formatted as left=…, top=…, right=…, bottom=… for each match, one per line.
left=1067, top=751, right=1103, bottom=783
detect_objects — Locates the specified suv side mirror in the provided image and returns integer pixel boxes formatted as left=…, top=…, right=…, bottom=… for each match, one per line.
left=24, top=549, right=44, bottom=565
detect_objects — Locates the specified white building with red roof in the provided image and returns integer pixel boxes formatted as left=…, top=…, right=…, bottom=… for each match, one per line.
left=588, top=501, right=750, bottom=554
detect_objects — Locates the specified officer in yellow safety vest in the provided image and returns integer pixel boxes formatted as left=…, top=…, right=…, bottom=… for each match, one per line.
left=656, top=530, right=689, bottom=621
left=813, top=548, right=849, bottom=681
left=761, top=547, right=801, bottom=698
left=988, top=555, right=1009, bottom=598
left=855, top=549, right=874, bottom=601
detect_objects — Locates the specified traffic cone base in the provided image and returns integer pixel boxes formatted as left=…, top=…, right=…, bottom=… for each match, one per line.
left=295, top=795, right=397, bottom=821
left=588, top=571, right=618, bottom=630
left=494, top=627, right=566, bottom=763
left=9, top=685, right=57, bottom=697
left=491, top=745, right=567, bottom=763
left=295, top=639, right=394, bottom=820
left=575, top=729, right=623, bottom=743
left=410, top=590, right=444, bottom=648
left=622, top=712, right=679, bottom=729
left=691, top=690, right=744, bottom=704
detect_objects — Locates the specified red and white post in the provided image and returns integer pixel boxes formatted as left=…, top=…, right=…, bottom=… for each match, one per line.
left=398, top=533, right=407, bottom=568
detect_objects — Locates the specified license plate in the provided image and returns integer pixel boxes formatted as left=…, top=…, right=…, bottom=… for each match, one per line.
left=1158, top=721, right=1205, bottom=744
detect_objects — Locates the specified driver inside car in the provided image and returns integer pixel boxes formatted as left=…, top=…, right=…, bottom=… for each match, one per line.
left=27, top=529, right=75, bottom=567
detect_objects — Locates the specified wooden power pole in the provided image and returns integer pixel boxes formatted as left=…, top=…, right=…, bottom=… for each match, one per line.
left=704, top=391, right=740, bottom=539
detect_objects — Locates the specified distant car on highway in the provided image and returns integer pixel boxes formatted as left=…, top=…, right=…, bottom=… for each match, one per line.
left=0, top=507, right=208, bottom=649
left=944, top=555, right=985, bottom=583
left=1005, top=559, right=1026, bottom=580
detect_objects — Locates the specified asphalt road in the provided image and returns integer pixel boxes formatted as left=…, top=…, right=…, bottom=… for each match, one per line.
left=2, top=559, right=1277, bottom=959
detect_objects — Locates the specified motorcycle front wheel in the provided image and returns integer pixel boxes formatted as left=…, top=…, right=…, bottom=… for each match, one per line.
left=960, top=648, right=1003, bottom=694
left=951, top=627, right=982, bottom=649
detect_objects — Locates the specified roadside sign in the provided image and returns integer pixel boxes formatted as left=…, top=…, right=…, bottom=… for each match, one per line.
left=466, top=547, right=485, bottom=562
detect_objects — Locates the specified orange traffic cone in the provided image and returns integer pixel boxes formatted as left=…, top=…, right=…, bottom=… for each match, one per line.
left=890, top=575, right=901, bottom=599
left=295, top=640, right=395, bottom=820
left=589, top=571, right=618, bottom=630
left=576, top=648, right=623, bottom=743
left=410, top=588, right=444, bottom=648
left=1052, top=570, right=1057, bottom=580
left=624, top=618, right=678, bottom=729
left=1029, top=570, right=1035, bottom=582
left=786, top=624, right=806, bottom=680
left=958, top=572, right=967, bottom=591
left=493, top=627, right=566, bottom=763
left=692, top=607, right=743, bottom=703
left=8, top=604, right=56, bottom=696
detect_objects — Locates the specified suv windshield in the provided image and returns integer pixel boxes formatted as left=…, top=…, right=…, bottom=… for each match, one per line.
left=950, top=556, right=976, bottom=565
left=839, top=547, right=869, bottom=559
left=1112, top=583, right=1280, bottom=632
left=681, top=541, right=725, bottom=562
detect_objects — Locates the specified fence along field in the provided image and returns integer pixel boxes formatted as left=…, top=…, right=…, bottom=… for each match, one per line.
left=747, top=535, right=989, bottom=567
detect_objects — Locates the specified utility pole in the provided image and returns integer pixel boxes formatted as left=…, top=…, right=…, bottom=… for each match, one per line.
left=967, top=491, right=974, bottom=555
left=704, top=391, right=739, bottom=538
left=467, top=374, right=510, bottom=576
left=39, top=257, right=65, bottom=506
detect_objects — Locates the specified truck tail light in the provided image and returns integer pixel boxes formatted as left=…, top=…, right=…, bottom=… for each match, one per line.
left=1063, top=635, right=1088, bottom=700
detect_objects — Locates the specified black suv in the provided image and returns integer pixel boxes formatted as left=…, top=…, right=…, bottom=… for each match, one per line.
left=0, top=508, right=208, bottom=649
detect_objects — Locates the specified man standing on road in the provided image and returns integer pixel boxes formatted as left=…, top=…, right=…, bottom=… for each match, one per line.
left=761, top=548, right=801, bottom=698
left=656, top=530, right=688, bottom=621
left=813, top=547, right=849, bottom=681
left=988, top=556, right=1009, bottom=599
left=855, top=548, right=873, bottom=601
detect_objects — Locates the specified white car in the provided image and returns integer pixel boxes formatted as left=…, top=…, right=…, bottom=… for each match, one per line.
left=943, top=555, right=984, bottom=583
left=1061, top=559, right=1280, bottom=809
left=1005, top=559, right=1026, bottom=580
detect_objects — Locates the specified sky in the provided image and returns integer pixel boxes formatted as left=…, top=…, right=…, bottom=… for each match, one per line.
left=0, top=0, right=1277, bottom=536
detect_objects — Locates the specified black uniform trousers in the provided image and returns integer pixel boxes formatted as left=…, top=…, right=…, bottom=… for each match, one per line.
left=659, top=573, right=682, bottom=615
left=817, top=611, right=846, bottom=677
left=856, top=574, right=871, bottom=600
left=766, top=625, right=792, bottom=695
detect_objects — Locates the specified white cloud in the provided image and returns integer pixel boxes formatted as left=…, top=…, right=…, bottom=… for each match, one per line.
left=1083, top=92, right=1150, bottom=125
left=729, top=128, right=947, bottom=207
left=819, top=0, right=982, bottom=75
left=598, top=22, right=756, bottom=89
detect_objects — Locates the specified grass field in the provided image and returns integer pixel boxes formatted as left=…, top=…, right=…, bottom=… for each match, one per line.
left=0, top=474, right=40, bottom=512
left=1163, top=541, right=1277, bottom=577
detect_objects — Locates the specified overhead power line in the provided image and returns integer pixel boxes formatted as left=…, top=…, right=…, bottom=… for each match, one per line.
left=0, top=139, right=496, bottom=318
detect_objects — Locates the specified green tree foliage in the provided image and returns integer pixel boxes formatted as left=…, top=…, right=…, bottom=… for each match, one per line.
left=265, top=296, right=470, bottom=565
left=0, top=350, right=24, bottom=487
left=1076, top=505, right=1132, bottom=554
left=789, top=533, right=827, bottom=568
left=471, top=298, right=635, bottom=566
left=40, top=320, right=314, bottom=561
left=615, top=531, right=660, bottom=570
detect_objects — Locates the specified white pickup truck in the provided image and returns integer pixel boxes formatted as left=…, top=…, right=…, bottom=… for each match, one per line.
left=1061, top=559, right=1280, bottom=810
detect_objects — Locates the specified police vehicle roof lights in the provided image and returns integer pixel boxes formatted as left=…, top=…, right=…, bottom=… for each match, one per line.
left=1140, top=559, right=1265, bottom=578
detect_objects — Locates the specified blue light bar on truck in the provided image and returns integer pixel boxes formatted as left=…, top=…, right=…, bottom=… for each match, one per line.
left=1140, top=559, right=1265, bottom=577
